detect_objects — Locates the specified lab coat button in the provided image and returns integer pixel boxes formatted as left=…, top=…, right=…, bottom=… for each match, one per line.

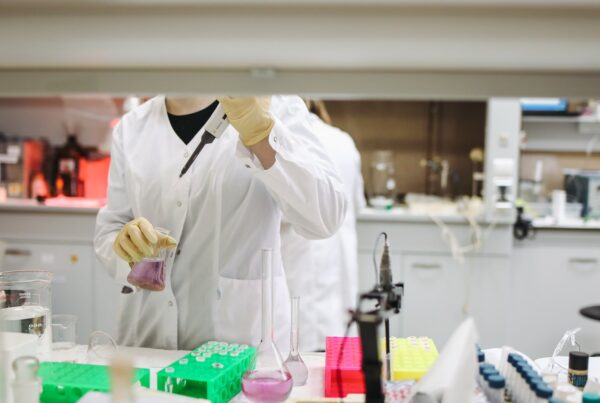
left=273, top=136, right=278, bottom=143
left=217, top=289, right=222, bottom=300
left=176, top=249, right=181, bottom=256
left=245, top=164, right=251, bottom=168
left=168, top=300, right=174, bottom=307
left=176, top=201, right=182, bottom=207
left=184, top=152, right=189, bottom=158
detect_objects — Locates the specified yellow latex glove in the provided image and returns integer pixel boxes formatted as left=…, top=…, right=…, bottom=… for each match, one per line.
left=113, top=217, right=177, bottom=263
left=218, top=96, right=275, bottom=146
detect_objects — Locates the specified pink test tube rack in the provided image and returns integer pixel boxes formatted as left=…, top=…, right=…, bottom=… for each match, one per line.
left=324, top=336, right=365, bottom=398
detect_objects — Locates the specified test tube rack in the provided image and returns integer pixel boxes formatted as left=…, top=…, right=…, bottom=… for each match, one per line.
left=37, top=362, right=150, bottom=403
left=385, top=336, right=439, bottom=381
left=324, top=336, right=365, bottom=398
left=156, top=341, right=256, bottom=403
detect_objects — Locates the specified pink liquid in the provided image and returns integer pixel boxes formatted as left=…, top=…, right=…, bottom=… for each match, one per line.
left=242, top=370, right=293, bottom=403
left=127, top=259, right=165, bottom=291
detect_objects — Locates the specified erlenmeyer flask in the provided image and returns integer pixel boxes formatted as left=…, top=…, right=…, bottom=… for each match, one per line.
left=284, top=296, right=308, bottom=386
left=242, top=249, right=293, bottom=403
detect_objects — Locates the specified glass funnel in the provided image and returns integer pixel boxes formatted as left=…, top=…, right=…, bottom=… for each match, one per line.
left=242, top=249, right=293, bottom=403
left=284, top=296, right=308, bottom=386
left=0, top=270, right=53, bottom=356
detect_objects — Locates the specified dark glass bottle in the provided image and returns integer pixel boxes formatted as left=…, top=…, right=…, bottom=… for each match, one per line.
left=56, top=135, right=86, bottom=197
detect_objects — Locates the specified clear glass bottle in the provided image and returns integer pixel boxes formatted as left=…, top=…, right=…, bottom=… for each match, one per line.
left=242, top=249, right=293, bottom=403
left=284, top=296, right=308, bottom=386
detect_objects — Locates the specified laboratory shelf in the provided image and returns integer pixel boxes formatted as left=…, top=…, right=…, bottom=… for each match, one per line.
left=522, top=115, right=600, bottom=123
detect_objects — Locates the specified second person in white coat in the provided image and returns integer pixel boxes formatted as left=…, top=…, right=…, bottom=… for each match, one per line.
left=281, top=100, right=366, bottom=351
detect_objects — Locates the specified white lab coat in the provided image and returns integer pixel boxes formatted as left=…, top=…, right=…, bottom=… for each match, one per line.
left=94, top=95, right=347, bottom=352
left=281, top=114, right=366, bottom=351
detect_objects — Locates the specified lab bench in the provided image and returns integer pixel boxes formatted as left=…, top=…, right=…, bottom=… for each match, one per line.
left=3, top=202, right=600, bottom=359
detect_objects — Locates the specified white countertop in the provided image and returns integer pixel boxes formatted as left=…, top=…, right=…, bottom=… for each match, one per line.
left=0, top=198, right=101, bottom=214
left=47, top=345, right=328, bottom=402
left=357, top=206, right=513, bottom=225
left=533, top=216, right=600, bottom=230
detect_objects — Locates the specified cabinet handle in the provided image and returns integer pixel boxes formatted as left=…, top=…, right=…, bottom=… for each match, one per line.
left=569, top=258, right=598, bottom=265
left=412, top=263, right=442, bottom=270
left=5, top=248, right=32, bottom=257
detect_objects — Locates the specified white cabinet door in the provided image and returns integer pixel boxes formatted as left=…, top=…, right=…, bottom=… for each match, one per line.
left=402, top=254, right=508, bottom=349
left=2, top=241, right=94, bottom=344
left=511, top=243, right=600, bottom=358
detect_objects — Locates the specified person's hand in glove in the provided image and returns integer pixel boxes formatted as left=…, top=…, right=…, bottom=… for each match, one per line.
left=218, top=97, right=275, bottom=146
left=113, top=217, right=177, bottom=263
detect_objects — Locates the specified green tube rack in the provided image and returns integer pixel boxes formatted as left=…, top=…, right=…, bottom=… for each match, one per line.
left=157, top=341, right=256, bottom=403
left=38, top=362, right=150, bottom=403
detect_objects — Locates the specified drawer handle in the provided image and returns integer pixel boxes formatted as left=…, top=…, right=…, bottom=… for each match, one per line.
left=5, top=248, right=32, bottom=257
left=412, top=263, right=442, bottom=270
left=569, top=258, right=598, bottom=265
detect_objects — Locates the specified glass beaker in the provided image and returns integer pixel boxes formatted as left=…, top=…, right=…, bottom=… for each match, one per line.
left=368, top=151, right=396, bottom=210
left=51, top=314, right=77, bottom=350
left=242, top=249, right=293, bottom=403
left=0, top=270, right=53, bottom=356
left=127, top=227, right=170, bottom=291
left=284, top=296, right=308, bottom=386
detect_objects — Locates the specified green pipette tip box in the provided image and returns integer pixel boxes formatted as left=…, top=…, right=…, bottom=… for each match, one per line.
left=38, top=362, right=150, bottom=403
left=156, top=341, right=256, bottom=403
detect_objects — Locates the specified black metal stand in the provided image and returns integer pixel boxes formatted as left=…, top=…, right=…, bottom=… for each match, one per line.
left=352, top=282, right=404, bottom=403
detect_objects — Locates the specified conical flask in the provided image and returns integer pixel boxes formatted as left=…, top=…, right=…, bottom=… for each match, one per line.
left=242, top=249, right=293, bottom=403
left=284, top=296, right=309, bottom=386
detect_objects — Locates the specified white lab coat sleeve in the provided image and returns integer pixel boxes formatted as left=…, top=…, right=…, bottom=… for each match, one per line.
left=354, top=148, right=367, bottom=215
left=93, top=122, right=134, bottom=286
left=235, top=96, right=347, bottom=239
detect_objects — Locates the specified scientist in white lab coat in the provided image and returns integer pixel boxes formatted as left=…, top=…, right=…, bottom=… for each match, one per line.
left=94, top=96, right=347, bottom=351
left=281, top=100, right=366, bottom=351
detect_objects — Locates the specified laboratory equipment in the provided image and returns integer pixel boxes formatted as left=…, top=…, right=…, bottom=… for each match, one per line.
left=0, top=270, right=53, bottom=356
left=283, top=296, right=308, bottom=386
left=179, top=102, right=230, bottom=178
left=470, top=148, right=484, bottom=197
left=51, top=314, right=77, bottom=350
left=241, top=249, right=293, bottom=403
left=127, top=227, right=171, bottom=291
left=368, top=151, right=396, bottom=210
left=387, top=337, right=438, bottom=381
left=156, top=341, right=255, bottom=403
left=56, top=134, right=86, bottom=197
left=11, top=356, right=41, bottom=403
left=0, top=332, right=39, bottom=403
left=564, top=170, right=600, bottom=218
left=324, top=336, right=364, bottom=398
left=552, top=190, right=567, bottom=224
left=110, top=357, right=134, bottom=403
left=37, top=362, right=149, bottom=403
left=568, top=351, right=589, bottom=389
left=351, top=232, right=403, bottom=403
left=486, top=374, right=506, bottom=403
left=86, top=331, right=118, bottom=363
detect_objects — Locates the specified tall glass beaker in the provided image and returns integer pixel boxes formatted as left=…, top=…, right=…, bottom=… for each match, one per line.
left=368, top=151, right=396, bottom=210
left=242, top=249, right=292, bottom=403
left=0, top=270, right=53, bottom=356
